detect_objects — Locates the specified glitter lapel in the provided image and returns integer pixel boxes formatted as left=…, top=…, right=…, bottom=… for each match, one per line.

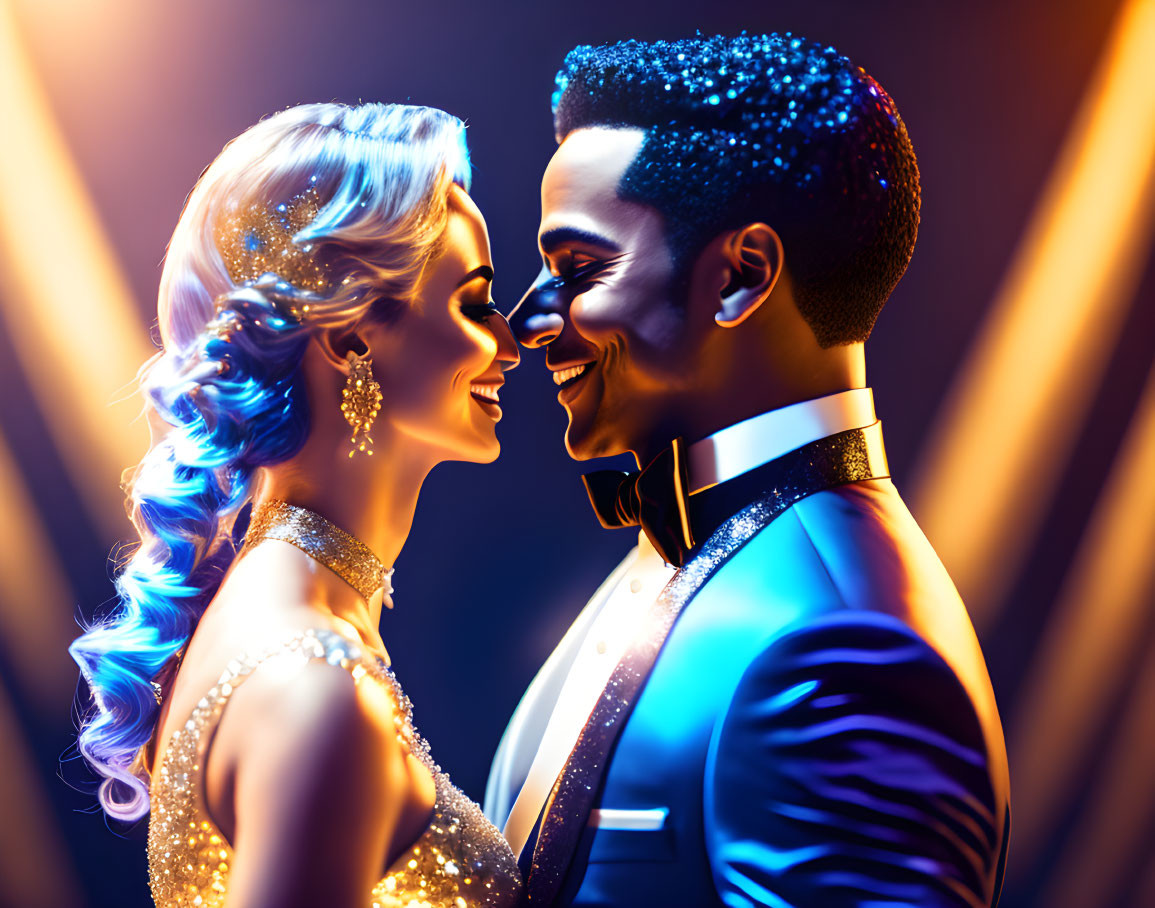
left=524, top=423, right=890, bottom=904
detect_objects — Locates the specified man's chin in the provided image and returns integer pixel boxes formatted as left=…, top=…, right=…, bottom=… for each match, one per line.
left=563, top=437, right=596, bottom=461
left=564, top=420, right=626, bottom=462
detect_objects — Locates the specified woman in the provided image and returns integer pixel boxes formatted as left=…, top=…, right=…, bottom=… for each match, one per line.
left=69, top=102, right=522, bottom=907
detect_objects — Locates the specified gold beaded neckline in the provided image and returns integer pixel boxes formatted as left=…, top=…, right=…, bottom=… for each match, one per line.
left=244, top=499, right=393, bottom=605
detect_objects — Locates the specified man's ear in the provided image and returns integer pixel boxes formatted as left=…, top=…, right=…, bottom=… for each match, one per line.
left=715, top=223, right=784, bottom=328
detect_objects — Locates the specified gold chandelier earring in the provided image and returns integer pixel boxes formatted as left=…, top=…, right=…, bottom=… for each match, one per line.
left=340, top=348, right=382, bottom=457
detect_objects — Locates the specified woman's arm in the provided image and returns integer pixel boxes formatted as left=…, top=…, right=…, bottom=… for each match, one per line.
left=214, top=658, right=408, bottom=908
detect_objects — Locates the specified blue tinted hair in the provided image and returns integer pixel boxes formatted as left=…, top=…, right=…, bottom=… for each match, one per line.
left=69, top=102, right=471, bottom=821
left=553, top=34, right=920, bottom=346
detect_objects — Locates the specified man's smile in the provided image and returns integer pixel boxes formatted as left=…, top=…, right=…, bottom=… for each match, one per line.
left=551, top=361, right=595, bottom=388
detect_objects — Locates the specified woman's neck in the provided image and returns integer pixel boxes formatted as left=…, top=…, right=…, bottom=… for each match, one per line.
left=254, top=424, right=438, bottom=634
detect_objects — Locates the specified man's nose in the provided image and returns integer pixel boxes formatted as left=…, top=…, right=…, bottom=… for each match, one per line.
left=509, top=268, right=566, bottom=348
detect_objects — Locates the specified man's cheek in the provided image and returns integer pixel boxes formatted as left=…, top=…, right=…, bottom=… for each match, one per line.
left=572, top=293, right=637, bottom=337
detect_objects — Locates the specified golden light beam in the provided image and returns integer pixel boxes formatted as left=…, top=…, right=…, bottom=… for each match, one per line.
left=1034, top=626, right=1155, bottom=908
left=1005, top=360, right=1155, bottom=879
left=0, top=430, right=77, bottom=709
left=0, top=0, right=152, bottom=545
left=910, top=0, right=1155, bottom=629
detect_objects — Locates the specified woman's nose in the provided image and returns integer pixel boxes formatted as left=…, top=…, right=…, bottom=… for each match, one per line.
left=508, top=270, right=565, bottom=348
left=491, top=311, right=521, bottom=371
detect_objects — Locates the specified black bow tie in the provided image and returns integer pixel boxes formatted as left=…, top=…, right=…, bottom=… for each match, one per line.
left=582, top=424, right=893, bottom=569
left=582, top=438, right=696, bottom=567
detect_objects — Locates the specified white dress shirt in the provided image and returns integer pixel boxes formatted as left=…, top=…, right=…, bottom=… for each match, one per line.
left=491, top=389, right=879, bottom=855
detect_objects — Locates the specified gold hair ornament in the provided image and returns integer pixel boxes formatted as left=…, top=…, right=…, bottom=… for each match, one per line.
left=214, top=181, right=331, bottom=294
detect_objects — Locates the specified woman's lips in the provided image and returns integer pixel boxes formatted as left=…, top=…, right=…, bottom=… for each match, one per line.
left=470, top=382, right=503, bottom=420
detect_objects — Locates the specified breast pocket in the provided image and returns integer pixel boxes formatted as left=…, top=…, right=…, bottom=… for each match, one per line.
left=586, top=808, right=677, bottom=863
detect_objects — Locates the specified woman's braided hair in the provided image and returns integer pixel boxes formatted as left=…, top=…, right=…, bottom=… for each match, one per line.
left=70, top=102, right=471, bottom=820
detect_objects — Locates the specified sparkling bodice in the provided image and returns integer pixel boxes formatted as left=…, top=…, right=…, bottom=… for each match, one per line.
left=147, top=629, right=522, bottom=907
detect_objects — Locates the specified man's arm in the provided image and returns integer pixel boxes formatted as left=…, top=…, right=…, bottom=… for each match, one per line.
left=705, top=610, right=1003, bottom=908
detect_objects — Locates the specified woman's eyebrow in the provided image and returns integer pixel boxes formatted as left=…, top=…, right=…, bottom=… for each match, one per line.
left=539, top=227, right=621, bottom=254
left=455, top=264, right=495, bottom=288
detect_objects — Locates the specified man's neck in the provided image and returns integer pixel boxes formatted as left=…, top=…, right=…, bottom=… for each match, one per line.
left=687, top=388, right=877, bottom=493
left=631, top=381, right=868, bottom=469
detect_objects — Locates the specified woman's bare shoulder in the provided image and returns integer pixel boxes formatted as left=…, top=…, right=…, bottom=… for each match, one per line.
left=197, top=622, right=404, bottom=840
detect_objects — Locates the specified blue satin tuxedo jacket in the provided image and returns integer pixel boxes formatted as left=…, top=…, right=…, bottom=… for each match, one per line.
left=491, top=478, right=1010, bottom=908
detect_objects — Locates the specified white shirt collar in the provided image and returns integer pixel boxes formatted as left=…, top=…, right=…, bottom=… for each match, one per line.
left=687, top=388, right=877, bottom=493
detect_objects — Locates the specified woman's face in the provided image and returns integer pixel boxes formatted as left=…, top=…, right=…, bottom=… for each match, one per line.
left=366, top=185, right=519, bottom=464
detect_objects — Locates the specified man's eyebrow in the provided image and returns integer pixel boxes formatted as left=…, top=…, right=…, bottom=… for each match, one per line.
left=455, top=264, right=494, bottom=288
left=539, top=227, right=621, bottom=254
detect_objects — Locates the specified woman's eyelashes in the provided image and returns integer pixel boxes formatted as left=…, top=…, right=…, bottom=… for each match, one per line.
left=460, top=300, right=499, bottom=322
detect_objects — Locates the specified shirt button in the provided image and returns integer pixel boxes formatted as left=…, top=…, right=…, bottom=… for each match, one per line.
left=595, top=640, right=607, bottom=654
left=629, top=578, right=643, bottom=593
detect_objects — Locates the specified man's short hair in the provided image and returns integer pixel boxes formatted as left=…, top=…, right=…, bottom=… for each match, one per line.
left=553, top=33, right=921, bottom=347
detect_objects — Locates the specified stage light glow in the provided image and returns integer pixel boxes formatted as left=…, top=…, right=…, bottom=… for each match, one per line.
left=0, top=431, right=77, bottom=709
left=1034, top=631, right=1155, bottom=907
left=1006, top=361, right=1155, bottom=884
left=0, top=0, right=152, bottom=545
left=910, top=0, right=1155, bottom=628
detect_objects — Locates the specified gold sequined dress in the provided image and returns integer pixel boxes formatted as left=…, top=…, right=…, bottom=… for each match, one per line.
left=147, top=628, right=523, bottom=907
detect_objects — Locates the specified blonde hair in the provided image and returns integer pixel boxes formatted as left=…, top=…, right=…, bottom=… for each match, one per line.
left=71, top=102, right=471, bottom=820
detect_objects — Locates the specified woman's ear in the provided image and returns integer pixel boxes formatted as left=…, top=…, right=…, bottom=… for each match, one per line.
left=314, top=327, right=370, bottom=371
left=715, top=223, right=785, bottom=328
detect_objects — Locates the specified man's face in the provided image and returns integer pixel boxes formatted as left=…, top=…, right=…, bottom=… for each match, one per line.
left=509, top=127, right=697, bottom=462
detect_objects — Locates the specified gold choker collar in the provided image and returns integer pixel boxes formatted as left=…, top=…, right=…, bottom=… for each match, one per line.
left=244, top=499, right=393, bottom=607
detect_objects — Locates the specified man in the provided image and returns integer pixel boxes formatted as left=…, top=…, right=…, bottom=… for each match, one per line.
left=487, top=34, right=1009, bottom=907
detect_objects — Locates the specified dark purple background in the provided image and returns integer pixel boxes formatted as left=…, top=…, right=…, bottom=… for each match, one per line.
left=4, top=1, right=1153, bottom=905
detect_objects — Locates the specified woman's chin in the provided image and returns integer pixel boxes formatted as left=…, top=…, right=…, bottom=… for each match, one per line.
left=464, top=408, right=503, bottom=463
left=472, top=432, right=501, bottom=464
left=446, top=425, right=501, bottom=465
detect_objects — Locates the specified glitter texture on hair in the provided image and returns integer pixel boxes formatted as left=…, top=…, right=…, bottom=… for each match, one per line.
left=553, top=34, right=921, bottom=346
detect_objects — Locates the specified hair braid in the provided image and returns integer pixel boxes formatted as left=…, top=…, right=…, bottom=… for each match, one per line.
left=70, top=101, right=472, bottom=822
left=70, top=282, right=311, bottom=819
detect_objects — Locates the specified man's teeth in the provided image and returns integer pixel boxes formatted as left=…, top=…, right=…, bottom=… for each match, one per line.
left=552, top=363, right=592, bottom=386
left=470, top=383, right=500, bottom=402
